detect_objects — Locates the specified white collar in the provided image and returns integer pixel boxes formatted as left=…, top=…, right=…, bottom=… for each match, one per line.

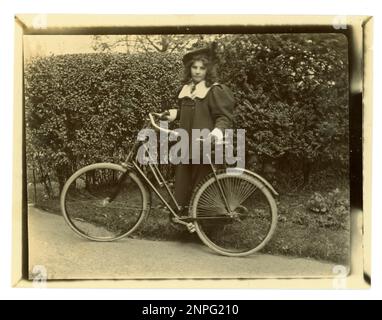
left=178, top=80, right=218, bottom=100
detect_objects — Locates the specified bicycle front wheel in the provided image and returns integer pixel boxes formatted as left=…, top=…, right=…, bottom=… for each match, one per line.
left=190, top=171, right=277, bottom=256
left=60, top=163, right=150, bottom=241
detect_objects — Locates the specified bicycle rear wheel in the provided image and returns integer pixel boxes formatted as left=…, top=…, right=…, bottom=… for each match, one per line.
left=190, top=171, right=277, bottom=256
left=60, top=163, right=150, bottom=241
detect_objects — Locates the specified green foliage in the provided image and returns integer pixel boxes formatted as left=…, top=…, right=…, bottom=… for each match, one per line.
left=306, top=188, right=350, bottom=229
left=25, top=52, right=183, bottom=193
left=217, top=34, right=349, bottom=179
left=25, top=33, right=349, bottom=195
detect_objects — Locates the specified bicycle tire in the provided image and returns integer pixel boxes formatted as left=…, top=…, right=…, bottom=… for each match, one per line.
left=60, top=163, right=151, bottom=242
left=190, top=169, right=277, bottom=256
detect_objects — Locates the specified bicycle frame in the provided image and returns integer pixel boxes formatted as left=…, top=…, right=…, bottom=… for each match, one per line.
left=61, top=113, right=278, bottom=254
left=119, top=117, right=233, bottom=224
left=119, top=120, right=181, bottom=220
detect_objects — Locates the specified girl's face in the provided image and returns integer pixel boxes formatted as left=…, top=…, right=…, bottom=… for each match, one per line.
left=190, top=60, right=207, bottom=84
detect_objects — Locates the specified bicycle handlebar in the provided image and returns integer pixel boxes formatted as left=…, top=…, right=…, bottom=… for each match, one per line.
left=148, top=113, right=227, bottom=145
left=148, top=113, right=180, bottom=137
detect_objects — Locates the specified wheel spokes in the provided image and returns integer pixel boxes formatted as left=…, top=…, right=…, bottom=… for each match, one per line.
left=194, top=174, right=276, bottom=255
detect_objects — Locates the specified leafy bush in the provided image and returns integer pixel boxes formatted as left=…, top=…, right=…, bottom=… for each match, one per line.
left=25, top=52, right=183, bottom=193
left=25, top=33, right=349, bottom=196
left=217, top=34, right=349, bottom=185
left=306, top=189, right=350, bottom=229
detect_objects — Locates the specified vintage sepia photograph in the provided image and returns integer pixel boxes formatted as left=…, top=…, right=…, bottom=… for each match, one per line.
left=14, top=15, right=370, bottom=287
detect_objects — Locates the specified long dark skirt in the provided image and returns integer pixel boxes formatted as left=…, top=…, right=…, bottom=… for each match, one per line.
left=174, top=163, right=213, bottom=210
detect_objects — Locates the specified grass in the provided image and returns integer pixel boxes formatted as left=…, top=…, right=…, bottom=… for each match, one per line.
left=28, top=178, right=350, bottom=265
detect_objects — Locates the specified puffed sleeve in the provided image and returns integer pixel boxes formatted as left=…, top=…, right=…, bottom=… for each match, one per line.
left=208, top=84, right=235, bottom=130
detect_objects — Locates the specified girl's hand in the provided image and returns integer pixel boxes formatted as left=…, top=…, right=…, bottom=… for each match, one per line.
left=159, top=109, right=178, bottom=122
left=158, top=110, right=170, bottom=120
left=208, top=128, right=224, bottom=144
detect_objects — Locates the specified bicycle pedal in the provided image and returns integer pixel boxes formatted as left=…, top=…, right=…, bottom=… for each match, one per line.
left=186, top=223, right=196, bottom=233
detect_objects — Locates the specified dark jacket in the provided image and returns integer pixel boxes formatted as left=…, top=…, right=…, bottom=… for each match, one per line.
left=174, top=81, right=235, bottom=160
left=176, top=81, right=235, bottom=133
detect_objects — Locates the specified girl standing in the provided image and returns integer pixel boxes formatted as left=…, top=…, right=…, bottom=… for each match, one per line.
left=163, top=43, right=235, bottom=215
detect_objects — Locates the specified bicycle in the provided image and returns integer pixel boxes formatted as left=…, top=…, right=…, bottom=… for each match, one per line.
left=60, top=112, right=278, bottom=257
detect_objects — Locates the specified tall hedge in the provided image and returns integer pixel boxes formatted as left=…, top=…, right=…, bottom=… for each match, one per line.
left=25, top=33, right=349, bottom=195
left=25, top=52, right=183, bottom=191
left=218, top=34, right=349, bottom=182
